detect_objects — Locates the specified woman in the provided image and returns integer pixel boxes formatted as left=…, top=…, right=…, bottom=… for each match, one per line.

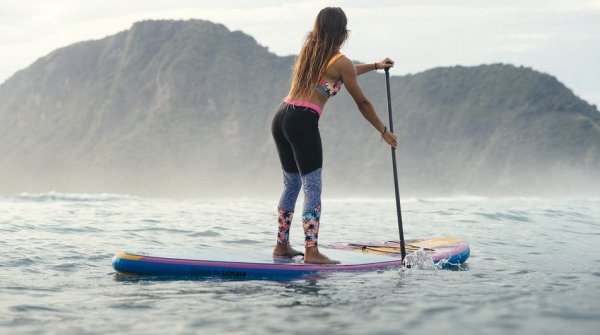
left=271, top=7, right=397, bottom=264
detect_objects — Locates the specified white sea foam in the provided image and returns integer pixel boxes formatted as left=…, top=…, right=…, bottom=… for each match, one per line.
left=14, top=191, right=139, bottom=202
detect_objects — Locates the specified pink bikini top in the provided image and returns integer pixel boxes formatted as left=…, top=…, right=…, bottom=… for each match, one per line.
left=315, top=53, right=344, bottom=98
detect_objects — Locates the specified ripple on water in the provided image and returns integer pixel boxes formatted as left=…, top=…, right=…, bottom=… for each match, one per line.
left=541, top=310, right=599, bottom=321
left=189, top=230, right=221, bottom=237
left=3, top=286, right=61, bottom=293
left=476, top=212, right=531, bottom=222
left=47, top=226, right=104, bottom=234
left=5, top=257, right=35, bottom=267
left=509, top=269, right=532, bottom=275
left=50, top=263, right=80, bottom=272
left=108, top=303, right=154, bottom=310
left=421, top=305, right=458, bottom=316
left=141, top=219, right=161, bottom=223
left=123, top=227, right=192, bottom=234
left=10, top=305, right=62, bottom=313
left=0, top=225, right=19, bottom=233
left=229, top=239, right=261, bottom=245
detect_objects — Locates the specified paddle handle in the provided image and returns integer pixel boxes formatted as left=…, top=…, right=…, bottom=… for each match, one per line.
left=384, top=68, right=407, bottom=262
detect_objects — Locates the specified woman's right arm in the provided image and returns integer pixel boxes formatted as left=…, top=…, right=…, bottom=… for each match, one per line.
left=337, top=56, right=397, bottom=148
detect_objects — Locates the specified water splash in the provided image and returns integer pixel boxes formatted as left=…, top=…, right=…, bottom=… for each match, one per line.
left=403, top=249, right=438, bottom=270
left=403, top=250, right=468, bottom=271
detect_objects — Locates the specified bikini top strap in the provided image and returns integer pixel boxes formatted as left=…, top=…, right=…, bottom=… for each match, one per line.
left=324, top=53, right=344, bottom=71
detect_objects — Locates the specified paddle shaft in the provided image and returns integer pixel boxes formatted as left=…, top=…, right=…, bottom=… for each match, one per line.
left=384, top=68, right=407, bottom=261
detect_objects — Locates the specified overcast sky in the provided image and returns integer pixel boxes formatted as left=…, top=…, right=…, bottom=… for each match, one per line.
left=1, top=0, right=599, bottom=106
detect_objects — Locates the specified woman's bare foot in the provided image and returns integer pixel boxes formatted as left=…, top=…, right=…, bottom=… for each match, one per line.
left=273, top=242, right=304, bottom=257
left=304, top=246, right=340, bottom=264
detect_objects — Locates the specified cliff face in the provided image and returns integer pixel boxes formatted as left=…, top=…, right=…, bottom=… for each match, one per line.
left=1, top=20, right=598, bottom=197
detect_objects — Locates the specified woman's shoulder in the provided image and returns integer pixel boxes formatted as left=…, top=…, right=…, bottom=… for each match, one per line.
left=334, top=54, right=354, bottom=69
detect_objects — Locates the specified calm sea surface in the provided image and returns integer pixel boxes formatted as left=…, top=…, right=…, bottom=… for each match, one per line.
left=1, top=193, right=599, bottom=334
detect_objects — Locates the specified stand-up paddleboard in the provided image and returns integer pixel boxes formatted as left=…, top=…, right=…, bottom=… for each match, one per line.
left=112, top=237, right=469, bottom=278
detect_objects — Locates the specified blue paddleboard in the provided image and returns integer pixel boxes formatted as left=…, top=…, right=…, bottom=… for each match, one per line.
left=112, top=237, right=469, bottom=278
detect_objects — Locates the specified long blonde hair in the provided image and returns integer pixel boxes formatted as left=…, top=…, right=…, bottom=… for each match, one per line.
left=288, top=7, right=348, bottom=99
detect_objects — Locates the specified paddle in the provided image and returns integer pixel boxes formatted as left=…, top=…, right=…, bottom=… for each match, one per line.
left=384, top=67, right=407, bottom=264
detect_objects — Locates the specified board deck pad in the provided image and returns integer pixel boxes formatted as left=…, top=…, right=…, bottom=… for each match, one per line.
left=112, top=237, right=469, bottom=278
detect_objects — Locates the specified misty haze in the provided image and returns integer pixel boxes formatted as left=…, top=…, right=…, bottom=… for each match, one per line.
left=0, top=20, right=599, bottom=198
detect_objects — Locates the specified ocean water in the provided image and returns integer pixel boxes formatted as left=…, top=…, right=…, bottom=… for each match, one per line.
left=0, top=193, right=599, bottom=334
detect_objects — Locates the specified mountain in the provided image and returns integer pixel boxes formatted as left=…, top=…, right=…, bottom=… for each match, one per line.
left=0, top=19, right=598, bottom=197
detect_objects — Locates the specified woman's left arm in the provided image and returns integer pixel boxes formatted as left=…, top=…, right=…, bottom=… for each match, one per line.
left=355, top=58, right=395, bottom=76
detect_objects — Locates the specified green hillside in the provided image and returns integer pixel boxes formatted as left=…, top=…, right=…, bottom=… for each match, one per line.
left=0, top=19, right=598, bottom=197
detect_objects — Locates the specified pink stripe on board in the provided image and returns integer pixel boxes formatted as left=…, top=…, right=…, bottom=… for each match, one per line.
left=137, top=256, right=402, bottom=272
left=283, top=97, right=323, bottom=116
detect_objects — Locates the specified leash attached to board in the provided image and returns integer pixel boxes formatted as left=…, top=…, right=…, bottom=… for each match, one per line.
left=384, top=67, right=407, bottom=264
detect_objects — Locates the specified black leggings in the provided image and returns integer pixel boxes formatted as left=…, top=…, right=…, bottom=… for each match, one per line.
left=271, top=103, right=322, bottom=175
